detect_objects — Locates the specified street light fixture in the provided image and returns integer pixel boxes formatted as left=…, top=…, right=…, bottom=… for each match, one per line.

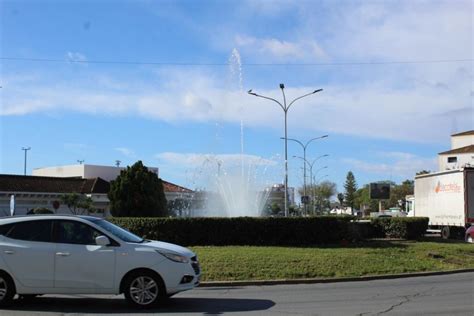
left=248, top=85, right=323, bottom=216
left=21, top=147, right=31, bottom=176
left=283, top=135, right=328, bottom=214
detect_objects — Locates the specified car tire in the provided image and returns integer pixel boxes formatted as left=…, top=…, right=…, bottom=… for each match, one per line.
left=0, top=272, right=16, bottom=307
left=123, top=271, right=164, bottom=308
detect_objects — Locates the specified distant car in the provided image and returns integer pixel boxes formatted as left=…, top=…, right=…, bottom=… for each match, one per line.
left=465, top=225, right=474, bottom=243
left=0, top=215, right=200, bottom=307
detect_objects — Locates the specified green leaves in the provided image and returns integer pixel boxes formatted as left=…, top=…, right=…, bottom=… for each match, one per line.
left=108, top=161, right=167, bottom=217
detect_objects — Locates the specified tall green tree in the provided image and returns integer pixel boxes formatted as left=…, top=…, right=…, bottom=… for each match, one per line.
left=344, top=171, right=358, bottom=213
left=108, top=161, right=168, bottom=217
left=337, top=193, right=344, bottom=206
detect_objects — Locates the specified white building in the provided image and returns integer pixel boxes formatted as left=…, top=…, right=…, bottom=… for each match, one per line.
left=33, top=164, right=159, bottom=182
left=0, top=175, right=110, bottom=216
left=438, top=130, right=474, bottom=171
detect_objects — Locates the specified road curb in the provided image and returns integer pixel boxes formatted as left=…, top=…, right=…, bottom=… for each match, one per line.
left=199, top=268, right=474, bottom=287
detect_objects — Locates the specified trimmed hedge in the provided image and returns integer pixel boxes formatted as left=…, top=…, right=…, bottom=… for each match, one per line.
left=371, top=217, right=429, bottom=239
left=108, top=216, right=429, bottom=246
left=109, top=216, right=352, bottom=246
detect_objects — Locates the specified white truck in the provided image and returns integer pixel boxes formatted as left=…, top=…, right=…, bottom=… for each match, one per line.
left=412, top=167, right=474, bottom=239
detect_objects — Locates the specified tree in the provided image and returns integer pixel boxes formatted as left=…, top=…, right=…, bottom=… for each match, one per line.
left=416, top=170, right=431, bottom=175
left=344, top=171, right=358, bottom=214
left=108, top=161, right=168, bottom=217
left=27, top=207, right=54, bottom=215
left=388, top=179, right=414, bottom=210
left=61, top=193, right=94, bottom=215
left=302, top=181, right=337, bottom=214
left=337, top=193, right=344, bottom=206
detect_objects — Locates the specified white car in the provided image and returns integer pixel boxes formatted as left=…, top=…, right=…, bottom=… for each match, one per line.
left=0, top=215, right=200, bottom=308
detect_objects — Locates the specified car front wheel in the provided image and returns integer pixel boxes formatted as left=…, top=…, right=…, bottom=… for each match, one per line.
left=123, top=271, right=164, bottom=308
left=0, top=273, right=16, bottom=307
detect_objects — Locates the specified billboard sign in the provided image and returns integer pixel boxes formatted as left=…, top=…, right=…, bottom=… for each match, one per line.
left=370, top=183, right=391, bottom=200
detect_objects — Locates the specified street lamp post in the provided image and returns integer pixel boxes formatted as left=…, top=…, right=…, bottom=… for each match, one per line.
left=294, top=158, right=328, bottom=215
left=21, top=147, right=31, bottom=176
left=248, top=85, right=323, bottom=217
left=284, top=136, right=328, bottom=214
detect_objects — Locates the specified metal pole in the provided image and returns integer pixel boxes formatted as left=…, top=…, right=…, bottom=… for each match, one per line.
left=248, top=85, right=323, bottom=217
left=21, top=147, right=31, bottom=175
left=281, top=86, right=289, bottom=217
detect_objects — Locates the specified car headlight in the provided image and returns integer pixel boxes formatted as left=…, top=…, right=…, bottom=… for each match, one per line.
left=156, top=250, right=189, bottom=263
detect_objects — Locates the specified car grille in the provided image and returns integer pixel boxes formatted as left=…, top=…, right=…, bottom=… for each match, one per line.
left=191, top=256, right=200, bottom=275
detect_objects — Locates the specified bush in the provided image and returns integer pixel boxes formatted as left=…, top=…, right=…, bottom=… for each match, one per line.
left=28, top=207, right=54, bottom=215
left=109, top=216, right=353, bottom=246
left=371, top=217, right=429, bottom=239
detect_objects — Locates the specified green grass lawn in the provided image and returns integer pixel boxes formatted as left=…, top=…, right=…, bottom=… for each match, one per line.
left=191, top=240, right=474, bottom=282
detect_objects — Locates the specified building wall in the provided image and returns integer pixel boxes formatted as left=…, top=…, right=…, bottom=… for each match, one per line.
left=438, top=153, right=474, bottom=171
left=451, top=135, right=474, bottom=150
left=33, top=165, right=86, bottom=178
left=0, top=192, right=109, bottom=217
left=33, top=164, right=159, bottom=182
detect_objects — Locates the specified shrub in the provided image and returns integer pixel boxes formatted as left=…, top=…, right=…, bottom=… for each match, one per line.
left=28, top=207, right=54, bottom=215
left=109, top=216, right=353, bottom=246
left=371, top=217, right=428, bottom=239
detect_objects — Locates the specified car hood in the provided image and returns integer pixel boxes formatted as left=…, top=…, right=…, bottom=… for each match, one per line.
left=140, top=240, right=195, bottom=258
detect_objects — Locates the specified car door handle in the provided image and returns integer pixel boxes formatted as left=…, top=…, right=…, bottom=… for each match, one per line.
left=4, top=250, right=14, bottom=255
left=56, top=252, right=71, bottom=257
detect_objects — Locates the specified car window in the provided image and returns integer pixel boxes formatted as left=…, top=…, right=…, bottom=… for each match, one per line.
left=56, top=221, right=102, bottom=245
left=5, top=220, right=53, bottom=243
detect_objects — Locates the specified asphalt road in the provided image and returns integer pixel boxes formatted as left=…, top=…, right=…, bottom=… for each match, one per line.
left=1, top=272, right=473, bottom=316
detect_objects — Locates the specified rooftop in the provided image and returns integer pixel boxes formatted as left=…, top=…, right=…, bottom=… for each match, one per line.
left=439, top=144, right=474, bottom=155
left=451, top=130, right=474, bottom=137
left=0, top=175, right=110, bottom=194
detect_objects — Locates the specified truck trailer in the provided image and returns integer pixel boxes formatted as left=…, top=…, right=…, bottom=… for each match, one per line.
left=413, top=167, right=474, bottom=239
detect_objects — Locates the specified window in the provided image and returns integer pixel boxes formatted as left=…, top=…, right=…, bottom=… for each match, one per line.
left=447, top=156, right=457, bottom=163
left=56, top=221, right=102, bottom=245
left=5, top=220, right=52, bottom=242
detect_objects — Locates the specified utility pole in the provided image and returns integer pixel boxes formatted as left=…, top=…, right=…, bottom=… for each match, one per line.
left=115, top=160, right=121, bottom=167
left=21, top=147, right=31, bottom=176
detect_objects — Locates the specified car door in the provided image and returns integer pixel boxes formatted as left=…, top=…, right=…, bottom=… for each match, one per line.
left=0, top=220, right=55, bottom=288
left=53, top=220, right=116, bottom=290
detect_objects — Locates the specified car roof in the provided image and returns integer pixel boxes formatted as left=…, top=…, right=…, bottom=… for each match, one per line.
left=0, top=215, right=103, bottom=225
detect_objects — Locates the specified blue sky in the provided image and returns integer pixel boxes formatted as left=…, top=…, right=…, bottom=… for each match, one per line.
left=0, top=0, right=473, bottom=195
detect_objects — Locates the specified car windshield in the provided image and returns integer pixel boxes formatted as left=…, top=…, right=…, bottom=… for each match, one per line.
left=90, top=219, right=144, bottom=243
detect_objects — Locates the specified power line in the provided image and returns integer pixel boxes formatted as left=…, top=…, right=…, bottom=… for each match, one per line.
left=1, top=56, right=472, bottom=67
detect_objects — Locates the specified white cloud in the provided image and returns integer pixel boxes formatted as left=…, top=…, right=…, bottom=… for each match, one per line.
left=235, top=35, right=327, bottom=61
left=342, top=151, right=437, bottom=178
left=1, top=68, right=472, bottom=144
left=66, top=52, right=87, bottom=63
left=114, top=147, right=136, bottom=158
left=155, top=152, right=277, bottom=168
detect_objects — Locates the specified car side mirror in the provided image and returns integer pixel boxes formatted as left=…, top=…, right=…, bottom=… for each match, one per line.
left=95, top=235, right=111, bottom=246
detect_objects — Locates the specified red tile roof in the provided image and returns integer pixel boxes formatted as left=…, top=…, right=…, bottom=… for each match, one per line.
left=0, top=175, right=110, bottom=194
left=162, top=180, right=193, bottom=193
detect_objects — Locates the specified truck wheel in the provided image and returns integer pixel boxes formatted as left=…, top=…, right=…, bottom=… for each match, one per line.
left=441, top=226, right=450, bottom=239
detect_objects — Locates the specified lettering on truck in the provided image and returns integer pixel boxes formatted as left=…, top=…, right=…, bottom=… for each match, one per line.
left=434, top=181, right=462, bottom=194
